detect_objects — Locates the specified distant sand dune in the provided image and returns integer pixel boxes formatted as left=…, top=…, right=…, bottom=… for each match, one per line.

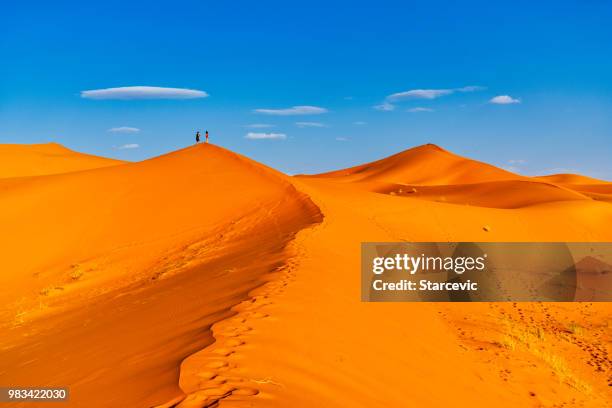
left=536, top=174, right=612, bottom=203
left=536, top=173, right=610, bottom=185
left=305, top=144, right=609, bottom=209
left=0, top=143, right=124, bottom=178
left=305, top=144, right=521, bottom=185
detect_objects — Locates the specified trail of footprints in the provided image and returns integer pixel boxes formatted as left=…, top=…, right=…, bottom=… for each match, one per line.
left=165, top=257, right=300, bottom=408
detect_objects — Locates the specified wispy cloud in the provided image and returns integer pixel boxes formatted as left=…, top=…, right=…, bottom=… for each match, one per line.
left=407, top=107, right=434, bottom=113
left=245, top=132, right=287, bottom=140
left=296, top=121, right=326, bottom=128
left=108, top=126, right=141, bottom=133
left=539, top=167, right=581, bottom=175
left=490, top=95, right=521, bottom=104
left=117, top=143, right=140, bottom=149
left=386, top=85, right=484, bottom=102
left=81, top=86, right=208, bottom=100
left=353, top=121, right=367, bottom=125
left=388, top=89, right=453, bottom=101
left=253, top=106, right=328, bottom=116
left=503, top=166, right=520, bottom=173
left=374, top=102, right=395, bottom=111
left=336, top=137, right=349, bottom=141
left=503, top=159, right=527, bottom=173
left=456, top=86, right=486, bottom=92
left=244, top=123, right=275, bottom=128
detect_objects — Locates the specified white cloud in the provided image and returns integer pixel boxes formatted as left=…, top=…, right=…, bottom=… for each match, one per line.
left=456, top=86, right=486, bottom=92
left=245, top=132, right=287, bottom=140
left=386, top=85, right=484, bottom=102
left=253, top=106, right=328, bottom=116
left=108, top=126, right=141, bottom=133
left=407, top=107, right=434, bottom=113
left=490, top=95, right=521, bottom=105
left=244, top=123, right=275, bottom=128
left=117, top=143, right=140, bottom=149
left=540, top=167, right=581, bottom=175
left=296, top=121, right=326, bottom=128
left=336, top=137, right=349, bottom=141
left=374, top=102, right=395, bottom=111
left=353, top=121, right=367, bottom=125
left=81, top=86, right=208, bottom=100
left=344, top=96, right=354, bottom=100
left=508, top=159, right=527, bottom=165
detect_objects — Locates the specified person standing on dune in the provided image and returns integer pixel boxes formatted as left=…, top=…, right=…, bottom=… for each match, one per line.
left=205, top=130, right=209, bottom=143
left=195, top=131, right=201, bottom=144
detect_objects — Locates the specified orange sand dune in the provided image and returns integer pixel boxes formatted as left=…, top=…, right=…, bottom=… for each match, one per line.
left=304, top=144, right=601, bottom=209
left=0, top=143, right=124, bottom=178
left=305, top=143, right=522, bottom=185
left=0, top=143, right=320, bottom=407
left=1, top=143, right=611, bottom=408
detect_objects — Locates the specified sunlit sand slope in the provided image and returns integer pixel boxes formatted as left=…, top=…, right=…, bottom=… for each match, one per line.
left=0, top=143, right=321, bottom=407
left=0, top=143, right=124, bottom=178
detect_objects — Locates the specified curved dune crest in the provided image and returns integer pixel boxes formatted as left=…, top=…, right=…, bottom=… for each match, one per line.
left=0, top=142, right=125, bottom=178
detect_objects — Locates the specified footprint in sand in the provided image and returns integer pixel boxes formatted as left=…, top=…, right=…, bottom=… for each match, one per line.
left=225, top=338, right=245, bottom=347
left=212, top=348, right=234, bottom=357
left=196, top=371, right=217, bottom=380
left=232, top=387, right=259, bottom=396
left=206, top=360, right=229, bottom=369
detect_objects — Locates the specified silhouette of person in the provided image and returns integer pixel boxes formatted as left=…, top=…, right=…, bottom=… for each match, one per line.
left=205, top=130, right=209, bottom=143
left=196, top=131, right=201, bottom=144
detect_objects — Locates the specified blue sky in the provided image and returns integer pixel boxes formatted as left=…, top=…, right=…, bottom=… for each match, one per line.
left=1, top=0, right=611, bottom=178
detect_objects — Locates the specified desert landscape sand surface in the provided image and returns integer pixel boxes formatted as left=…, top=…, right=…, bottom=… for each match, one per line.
left=1, top=143, right=610, bottom=407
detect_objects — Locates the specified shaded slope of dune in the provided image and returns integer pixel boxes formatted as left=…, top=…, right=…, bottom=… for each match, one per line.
left=0, top=143, right=124, bottom=178
left=0, top=143, right=321, bottom=407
